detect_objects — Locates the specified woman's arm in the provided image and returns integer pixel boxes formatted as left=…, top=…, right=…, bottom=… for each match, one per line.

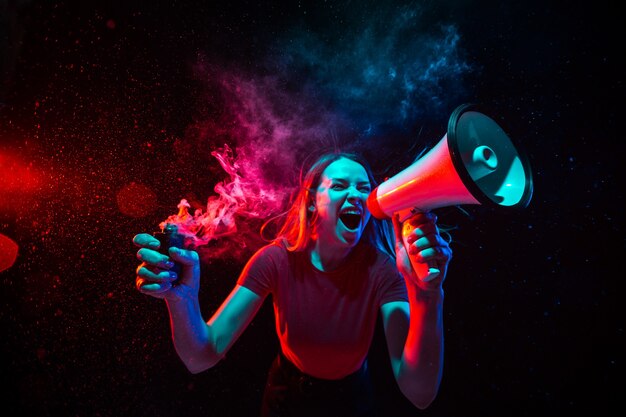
left=380, top=212, right=451, bottom=409
left=134, top=233, right=266, bottom=374
left=380, top=290, right=443, bottom=409
left=166, top=284, right=265, bottom=373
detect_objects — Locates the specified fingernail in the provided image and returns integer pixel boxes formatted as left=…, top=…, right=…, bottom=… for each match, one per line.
left=169, top=271, right=177, bottom=279
left=164, top=260, right=175, bottom=268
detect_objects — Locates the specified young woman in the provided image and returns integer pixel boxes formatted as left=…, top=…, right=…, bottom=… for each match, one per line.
left=133, top=152, right=452, bottom=416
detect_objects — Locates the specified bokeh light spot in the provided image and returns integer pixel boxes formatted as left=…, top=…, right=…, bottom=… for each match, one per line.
left=0, top=233, right=19, bottom=272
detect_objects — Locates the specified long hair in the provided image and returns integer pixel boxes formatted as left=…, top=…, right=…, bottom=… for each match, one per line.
left=261, top=152, right=397, bottom=259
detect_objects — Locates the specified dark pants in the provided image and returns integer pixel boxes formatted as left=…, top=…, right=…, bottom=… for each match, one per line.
left=260, top=352, right=378, bottom=417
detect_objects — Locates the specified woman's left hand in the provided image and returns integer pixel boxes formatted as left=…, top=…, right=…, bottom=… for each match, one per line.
left=392, top=211, right=452, bottom=290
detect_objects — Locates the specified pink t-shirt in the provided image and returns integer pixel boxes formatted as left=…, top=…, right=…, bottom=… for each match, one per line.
left=237, top=241, right=408, bottom=380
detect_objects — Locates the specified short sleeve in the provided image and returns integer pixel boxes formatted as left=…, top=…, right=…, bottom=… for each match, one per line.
left=236, top=243, right=284, bottom=298
left=376, top=256, right=409, bottom=306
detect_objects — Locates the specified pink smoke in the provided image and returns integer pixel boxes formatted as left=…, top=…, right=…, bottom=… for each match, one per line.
left=161, top=61, right=354, bottom=261
left=160, top=143, right=285, bottom=248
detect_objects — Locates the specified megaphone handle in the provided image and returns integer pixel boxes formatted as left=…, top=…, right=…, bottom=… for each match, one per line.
left=401, top=217, right=440, bottom=282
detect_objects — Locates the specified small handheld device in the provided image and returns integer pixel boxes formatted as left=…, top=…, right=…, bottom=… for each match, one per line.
left=153, top=223, right=184, bottom=278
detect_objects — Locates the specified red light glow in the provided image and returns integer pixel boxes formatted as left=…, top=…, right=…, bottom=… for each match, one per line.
left=0, top=233, right=19, bottom=272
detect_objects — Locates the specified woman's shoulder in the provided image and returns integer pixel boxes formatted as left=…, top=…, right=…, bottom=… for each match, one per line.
left=249, top=240, right=289, bottom=262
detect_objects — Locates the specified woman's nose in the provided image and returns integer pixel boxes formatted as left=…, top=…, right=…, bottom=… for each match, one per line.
left=346, top=186, right=365, bottom=201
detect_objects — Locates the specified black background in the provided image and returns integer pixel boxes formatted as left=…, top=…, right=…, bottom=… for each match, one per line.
left=0, top=1, right=623, bottom=416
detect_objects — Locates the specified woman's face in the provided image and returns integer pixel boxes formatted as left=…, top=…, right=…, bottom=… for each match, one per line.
left=311, top=157, right=372, bottom=248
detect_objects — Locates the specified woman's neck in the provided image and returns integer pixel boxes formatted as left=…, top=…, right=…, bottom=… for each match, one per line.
left=308, top=238, right=353, bottom=272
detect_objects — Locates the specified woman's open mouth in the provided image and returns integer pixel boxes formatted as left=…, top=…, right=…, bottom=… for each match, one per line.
left=339, top=211, right=361, bottom=231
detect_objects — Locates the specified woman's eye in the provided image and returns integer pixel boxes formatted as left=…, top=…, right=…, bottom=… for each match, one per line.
left=331, top=184, right=345, bottom=190
left=359, top=188, right=371, bottom=193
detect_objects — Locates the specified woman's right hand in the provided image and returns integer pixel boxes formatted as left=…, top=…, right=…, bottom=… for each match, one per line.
left=133, top=233, right=201, bottom=302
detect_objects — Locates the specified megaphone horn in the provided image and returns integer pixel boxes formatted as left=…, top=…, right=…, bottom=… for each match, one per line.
left=366, top=103, right=533, bottom=281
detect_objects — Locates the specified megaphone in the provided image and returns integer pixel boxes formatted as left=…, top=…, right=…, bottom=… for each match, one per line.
left=366, top=103, right=533, bottom=281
